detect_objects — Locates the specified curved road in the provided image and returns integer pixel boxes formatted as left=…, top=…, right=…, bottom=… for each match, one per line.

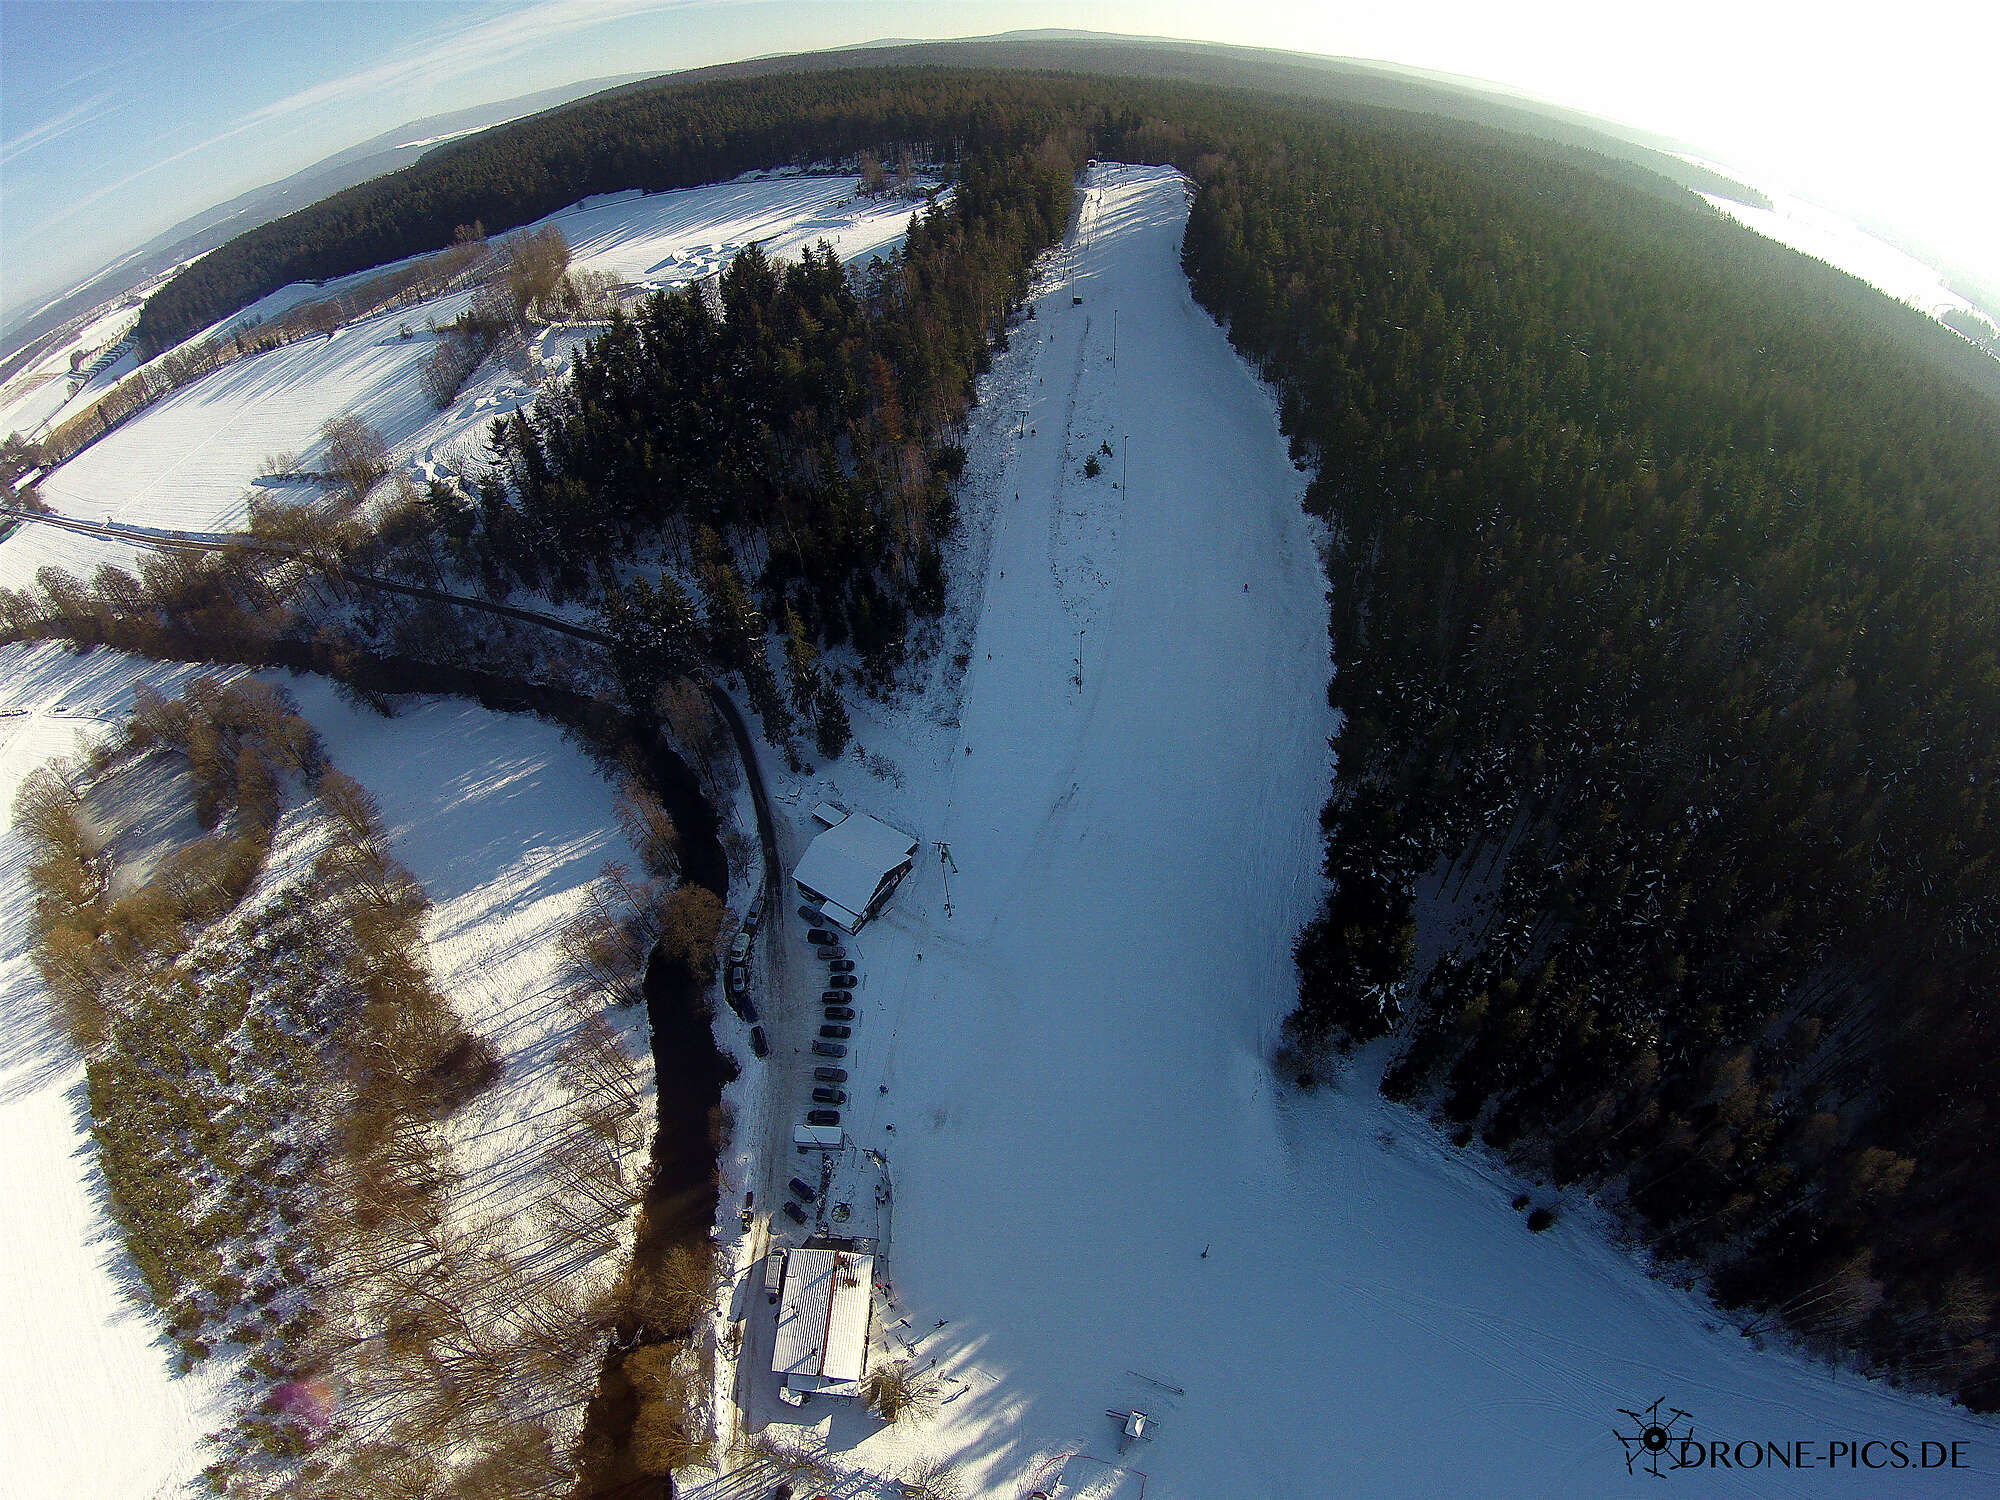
left=3, top=504, right=787, bottom=888
left=0, top=503, right=615, bottom=644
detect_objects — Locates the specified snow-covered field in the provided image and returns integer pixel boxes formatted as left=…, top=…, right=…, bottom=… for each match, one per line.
left=0, top=299, right=143, bottom=440
left=0, top=641, right=653, bottom=1495
left=541, top=174, right=925, bottom=290
left=1, top=292, right=478, bottom=584
left=709, top=164, right=1995, bottom=1497
left=0, top=370, right=83, bottom=442
left=0, top=642, right=229, bottom=1500
left=274, top=676, right=655, bottom=1375
left=7, top=148, right=1993, bottom=1494
left=1, top=174, right=930, bottom=596
left=1689, top=164, right=1996, bottom=342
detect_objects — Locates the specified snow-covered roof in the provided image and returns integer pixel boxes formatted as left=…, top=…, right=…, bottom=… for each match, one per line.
left=792, top=811, right=916, bottom=924
left=815, top=897, right=866, bottom=933
left=772, top=1246, right=874, bottom=1388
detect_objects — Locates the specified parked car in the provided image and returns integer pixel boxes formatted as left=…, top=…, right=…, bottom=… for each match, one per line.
left=728, top=931, right=752, bottom=964
left=731, top=994, right=759, bottom=1024
left=807, top=927, right=838, bottom=946
left=823, top=1006, right=855, bottom=1022
left=807, top=1109, right=841, bottom=1127
left=782, top=1200, right=808, bottom=1225
left=828, top=959, right=855, bottom=974
left=811, top=1040, right=847, bottom=1058
left=763, top=1247, right=786, bottom=1303
left=788, top=1176, right=818, bottom=1202
left=821, top=990, right=847, bottom=1005
left=815, top=945, right=846, bottom=961
left=812, top=1066, right=847, bottom=1083
left=745, top=893, right=764, bottom=930
left=819, top=1024, right=851, bottom=1040
left=726, top=964, right=747, bottom=996
left=828, top=973, right=857, bottom=990
left=812, top=1087, right=847, bottom=1107
left=749, top=1025, right=769, bottom=1058
left=798, top=904, right=824, bottom=923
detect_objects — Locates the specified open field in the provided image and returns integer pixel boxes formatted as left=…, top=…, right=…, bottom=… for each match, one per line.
left=2, top=174, right=933, bottom=597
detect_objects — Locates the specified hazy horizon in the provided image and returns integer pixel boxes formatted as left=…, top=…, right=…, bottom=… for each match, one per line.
left=4, top=1, right=1997, bottom=330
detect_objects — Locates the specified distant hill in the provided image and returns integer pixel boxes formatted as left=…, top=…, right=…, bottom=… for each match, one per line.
left=0, top=74, right=643, bottom=381
left=651, top=31, right=1780, bottom=207
left=126, top=31, right=1802, bottom=357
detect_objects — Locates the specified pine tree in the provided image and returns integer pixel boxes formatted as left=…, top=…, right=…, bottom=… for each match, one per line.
left=783, top=605, right=823, bottom=713
left=813, top=683, right=852, bottom=760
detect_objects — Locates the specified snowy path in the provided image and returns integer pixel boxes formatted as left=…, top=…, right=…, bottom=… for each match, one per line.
left=725, top=164, right=1994, bottom=1497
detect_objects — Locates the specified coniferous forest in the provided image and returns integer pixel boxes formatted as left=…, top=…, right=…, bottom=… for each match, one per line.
left=1179, top=117, right=2000, bottom=1406
left=111, top=63, right=2000, bottom=1408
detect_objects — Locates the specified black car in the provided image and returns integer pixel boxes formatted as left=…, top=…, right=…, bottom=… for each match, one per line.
left=828, top=959, right=855, bottom=974
left=782, top=1201, right=808, bottom=1224
left=807, top=927, right=838, bottom=945
left=799, top=905, right=824, bottom=923
left=788, top=1176, right=818, bottom=1202
left=811, top=1040, right=847, bottom=1058
left=730, top=993, right=759, bottom=1024
left=813, top=1066, right=847, bottom=1083
left=749, top=1025, right=769, bottom=1058
left=812, top=1087, right=846, bottom=1106
left=815, top=945, right=846, bottom=961
left=828, top=973, right=857, bottom=990
left=807, top=1109, right=841, bottom=1127
left=819, top=1024, right=851, bottom=1040
left=823, top=1006, right=855, bottom=1022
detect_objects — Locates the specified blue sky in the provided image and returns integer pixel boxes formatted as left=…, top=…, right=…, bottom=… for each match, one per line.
left=3, top=0, right=1997, bottom=326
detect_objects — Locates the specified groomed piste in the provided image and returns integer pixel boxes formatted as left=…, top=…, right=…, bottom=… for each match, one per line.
left=699, top=164, right=1994, bottom=1498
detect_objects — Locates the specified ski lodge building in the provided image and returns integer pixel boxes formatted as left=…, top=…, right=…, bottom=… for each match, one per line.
left=771, top=1243, right=875, bottom=1399
left=792, top=804, right=918, bottom=933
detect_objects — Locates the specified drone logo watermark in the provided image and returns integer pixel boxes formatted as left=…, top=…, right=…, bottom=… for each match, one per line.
left=1613, top=1398, right=1974, bottom=1478
left=1615, top=1398, right=1696, bottom=1477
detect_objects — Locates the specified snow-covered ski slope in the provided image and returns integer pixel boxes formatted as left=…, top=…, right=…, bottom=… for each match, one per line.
left=0, top=643, right=229, bottom=1500
left=720, top=164, right=1993, bottom=1497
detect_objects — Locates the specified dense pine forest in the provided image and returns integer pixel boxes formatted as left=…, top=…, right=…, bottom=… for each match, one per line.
left=469, top=145, right=1070, bottom=741
left=134, top=70, right=1110, bottom=353
left=102, top=63, right=2000, bottom=1410
left=1179, top=120, right=2000, bottom=1404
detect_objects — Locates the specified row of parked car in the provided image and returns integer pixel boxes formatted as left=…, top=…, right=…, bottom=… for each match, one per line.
left=802, top=913, right=858, bottom=1131
left=779, top=1173, right=820, bottom=1226
left=784, top=911, right=862, bottom=1226
left=726, top=894, right=770, bottom=1056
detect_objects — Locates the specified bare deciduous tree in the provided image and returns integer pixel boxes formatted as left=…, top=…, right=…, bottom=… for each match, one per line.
left=862, top=1360, right=943, bottom=1424
left=503, top=225, right=571, bottom=320
left=320, top=413, right=390, bottom=505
